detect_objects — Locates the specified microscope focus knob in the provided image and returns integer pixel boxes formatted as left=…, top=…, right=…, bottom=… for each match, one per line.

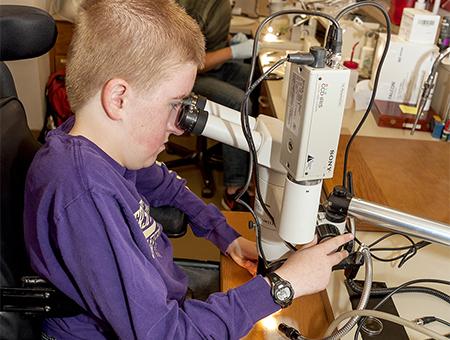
left=316, top=223, right=340, bottom=243
left=332, top=185, right=347, bottom=197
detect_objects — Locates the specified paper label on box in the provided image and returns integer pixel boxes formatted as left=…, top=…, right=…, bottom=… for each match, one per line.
left=399, top=104, right=418, bottom=115
left=372, top=34, right=438, bottom=105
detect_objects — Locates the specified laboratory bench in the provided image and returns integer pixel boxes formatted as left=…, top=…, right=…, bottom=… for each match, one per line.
left=221, top=212, right=450, bottom=340
left=221, top=211, right=335, bottom=339
left=220, top=55, right=449, bottom=339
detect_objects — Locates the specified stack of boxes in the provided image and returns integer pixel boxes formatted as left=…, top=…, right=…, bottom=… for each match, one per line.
left=370, top=8, right=441, bottom=131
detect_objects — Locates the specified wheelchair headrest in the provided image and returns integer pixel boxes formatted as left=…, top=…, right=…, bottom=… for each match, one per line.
left=0, top=5, right=57, bottom=61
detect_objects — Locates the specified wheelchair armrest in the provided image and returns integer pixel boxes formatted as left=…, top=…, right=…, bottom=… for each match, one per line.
left=151, top=206, right=188, bottom=238
left=1, top=276, right=83, bottom=317
left=0, top=205, right=188, bottom=319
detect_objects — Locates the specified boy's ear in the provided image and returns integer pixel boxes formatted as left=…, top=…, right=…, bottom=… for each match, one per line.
left=101, top=78, right=129, bottom=120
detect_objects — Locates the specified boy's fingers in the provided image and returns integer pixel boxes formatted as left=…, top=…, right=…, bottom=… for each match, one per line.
left=244, top=261, right=257, bottom=276
left=298, top=235, right=318, bottom=251
left=319, top=233, right=353, bottom=254
left=328, top=250, right=349, bottom=265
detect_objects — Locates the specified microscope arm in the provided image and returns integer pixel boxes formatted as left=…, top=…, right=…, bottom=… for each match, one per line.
left=326, top=188, right=450, bottom=246
left=199, top=97, right=450, bottom=248
left=348, top=198, right=450, bottom=246
left=202, top=99, right=286, bottom=174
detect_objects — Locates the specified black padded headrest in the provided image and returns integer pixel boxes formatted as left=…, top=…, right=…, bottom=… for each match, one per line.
left=0, top=5, right=57, bottom=61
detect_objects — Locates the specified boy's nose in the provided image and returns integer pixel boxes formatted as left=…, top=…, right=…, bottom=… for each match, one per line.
left=168, top=122, right=185, bottom=136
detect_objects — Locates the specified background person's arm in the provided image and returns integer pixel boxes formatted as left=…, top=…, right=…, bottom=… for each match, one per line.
left=200, top=47, right=233, bottom=72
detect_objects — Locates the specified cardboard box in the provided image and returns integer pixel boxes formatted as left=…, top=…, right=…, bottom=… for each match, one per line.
left=399, top=8, right=440, bottom=44
left=371, top=99, right=434, bottom=131
left=370, top=34, right=439, bottom=106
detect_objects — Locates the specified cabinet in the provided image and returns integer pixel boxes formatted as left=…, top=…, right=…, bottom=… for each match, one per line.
left=49, top=21, right=74, bottom=73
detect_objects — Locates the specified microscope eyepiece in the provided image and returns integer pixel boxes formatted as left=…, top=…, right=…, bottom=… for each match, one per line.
left=175, top=93, right=209, bottom=135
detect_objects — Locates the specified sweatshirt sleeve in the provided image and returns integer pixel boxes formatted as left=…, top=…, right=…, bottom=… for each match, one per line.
left=136, top=162, right=240, bottom=253
left=37, top=190, right=279, bottom=339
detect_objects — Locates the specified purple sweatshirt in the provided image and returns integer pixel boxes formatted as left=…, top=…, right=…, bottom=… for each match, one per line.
left=24, top=117, right=279, bottom=339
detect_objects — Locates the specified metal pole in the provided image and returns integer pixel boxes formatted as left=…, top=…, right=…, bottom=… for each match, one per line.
left=348, top=198, right=450, bottom=246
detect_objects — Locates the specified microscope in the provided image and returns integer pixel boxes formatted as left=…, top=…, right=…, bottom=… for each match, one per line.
left=174, top=5, right=450, bottom=338
left=175, top=51, right=450, bottom=264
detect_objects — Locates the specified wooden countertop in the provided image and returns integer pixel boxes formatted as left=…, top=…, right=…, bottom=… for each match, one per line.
left=324, top=134, right=450, bottom=230
left=221, top=211, right=334, bottom=339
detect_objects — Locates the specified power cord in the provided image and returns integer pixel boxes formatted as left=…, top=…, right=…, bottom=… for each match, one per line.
left=333, top=1, right=392, bottom=190
left=352, top=278, right=450, bottom=340
left=351, top=231, right=431, bottom=268
left=415, top=316, right=450, bottom=328
left=347, top=279, right=450, bottom=304
left=327, top=310, right=448, bottom=340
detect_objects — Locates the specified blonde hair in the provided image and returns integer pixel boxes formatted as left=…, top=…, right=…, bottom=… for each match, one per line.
left=66, top=0, right=205, bottom=111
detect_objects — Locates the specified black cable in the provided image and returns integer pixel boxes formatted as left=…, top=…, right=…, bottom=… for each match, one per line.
left=368, top=232, right=418, bottom=267
left=434, top=317, right=450, bottom=328
left=238, top=58, right=290, bottom=271
left=370, top=241, right=430, bottom=252
left=417, top=316, right=450, bottom=328
left=347, top=279, right=450, bottom=303
left=368, top=231, right=413, bottom=248
left=334, top=1, right=391, bottom=189
left=239, top=58, right=286, bottom=226
left=353, top=279, right=450, bottom=340
left=346, top=224, right=430, bottom=268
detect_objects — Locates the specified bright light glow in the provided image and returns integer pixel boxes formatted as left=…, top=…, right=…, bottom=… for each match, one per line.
left=260, top=315, right=278, bottom=331
left=268, top=26, right=274, bottom=33
left=263, top=33, right=278, bottom=42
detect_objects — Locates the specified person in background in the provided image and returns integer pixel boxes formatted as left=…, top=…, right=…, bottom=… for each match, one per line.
left=177, top=0, right=258, bottom=211
left=24, top=0, right=352, bottom=338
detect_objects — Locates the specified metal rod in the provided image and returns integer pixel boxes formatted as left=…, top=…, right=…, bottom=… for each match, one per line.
left=411, top=48, right=450, bottom=134
left=348, top=198, right=450, bottom=246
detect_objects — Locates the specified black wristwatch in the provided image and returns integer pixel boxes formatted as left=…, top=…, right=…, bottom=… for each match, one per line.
left=266, top=272, right=294, bottom=308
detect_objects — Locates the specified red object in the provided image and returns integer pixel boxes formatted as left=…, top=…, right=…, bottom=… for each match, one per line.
left=388, top=0, right=415, bottom=26
left=46, top=69, right=73, bottom=127
left=343, top=60, right=359, bottom=69
left=344, top=42, right=360, bottom=70
left=371, top=99, right=435, bottom=132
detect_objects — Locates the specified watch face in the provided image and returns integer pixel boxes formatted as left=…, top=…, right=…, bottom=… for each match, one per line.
left=276, top=285, right=293, bottom=302
left=268, top=273, right=294, bottom=308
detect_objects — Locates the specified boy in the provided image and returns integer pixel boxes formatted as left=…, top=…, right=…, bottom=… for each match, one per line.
left=24, top=0, right=352, bottom=339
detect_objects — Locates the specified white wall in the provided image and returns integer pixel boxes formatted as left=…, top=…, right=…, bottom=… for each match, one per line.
left=1, top=0, right=51, bottom=131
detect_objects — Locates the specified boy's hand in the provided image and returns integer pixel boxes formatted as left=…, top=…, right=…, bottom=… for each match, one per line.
left=274, top=233, right=353, bottom=298
left=226, top=237, right=258, bottom=276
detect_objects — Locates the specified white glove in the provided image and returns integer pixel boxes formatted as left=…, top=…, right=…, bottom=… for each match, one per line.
left=230, top=32, right=248, bottom=45
left=230, top=39, right=256, bottom=59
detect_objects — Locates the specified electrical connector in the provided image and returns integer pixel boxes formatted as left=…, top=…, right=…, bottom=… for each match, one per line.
left=286, top=52, right=315, bottom=66
left=414, top=316, right=436, bottom=325
left=278, top=323, right=302, bottom=339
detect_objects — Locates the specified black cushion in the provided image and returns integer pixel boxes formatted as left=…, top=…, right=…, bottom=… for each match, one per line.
left=0, top=97, right=41, bottom=282
left=0, top=5, right=57, bottom=61
left=0, top=62, right=17, bottom=97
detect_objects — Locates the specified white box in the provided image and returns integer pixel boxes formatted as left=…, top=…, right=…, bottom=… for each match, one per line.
left=370, top=34, right=439, bottom=106
left=399, top=8, right=440, bottom=44
left=340, top=19, right=380, bottom=62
